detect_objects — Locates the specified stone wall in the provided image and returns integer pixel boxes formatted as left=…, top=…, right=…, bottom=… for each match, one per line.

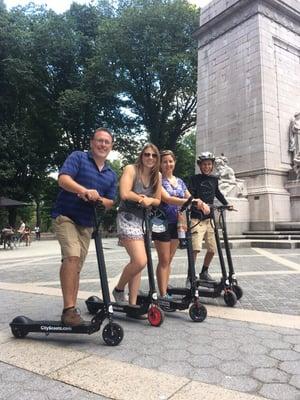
left=194, top=0, right=300, bottom=230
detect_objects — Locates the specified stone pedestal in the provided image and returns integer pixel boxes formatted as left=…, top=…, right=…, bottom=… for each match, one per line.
left=194, top=0, right=300, bottom=229
left=286, top=180, right=300, bottom=221
left=223, top=197, right=249, bottom=235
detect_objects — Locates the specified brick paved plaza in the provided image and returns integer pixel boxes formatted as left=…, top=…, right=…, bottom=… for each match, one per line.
left=0, top=239, right=299, bottom=400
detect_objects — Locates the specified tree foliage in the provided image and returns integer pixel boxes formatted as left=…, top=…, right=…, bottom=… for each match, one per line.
left=96, top=0, right=199, bottom=150
left=175, top=129, right=196, bottom=183
left=0, top=0, right=199, bottom=228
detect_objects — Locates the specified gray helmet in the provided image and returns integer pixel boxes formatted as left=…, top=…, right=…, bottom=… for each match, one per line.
left=197, top=151, right=215, bottom=163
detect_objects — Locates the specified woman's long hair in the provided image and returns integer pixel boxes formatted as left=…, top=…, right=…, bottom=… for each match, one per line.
left=135, top=143, right=161, bottom=192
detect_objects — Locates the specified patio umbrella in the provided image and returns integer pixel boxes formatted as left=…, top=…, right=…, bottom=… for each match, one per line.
left=0, top=197, right=28, bottom=207
left=0, top=197, right=29, bottom=227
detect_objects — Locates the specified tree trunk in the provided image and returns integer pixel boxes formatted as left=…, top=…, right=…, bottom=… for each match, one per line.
left=35, top=200, right=41, bottom=228
left=8, top=207, right=17, bottom=228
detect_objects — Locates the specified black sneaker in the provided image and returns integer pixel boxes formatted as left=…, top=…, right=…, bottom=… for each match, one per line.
left=199, top=271, right=217, bottom=283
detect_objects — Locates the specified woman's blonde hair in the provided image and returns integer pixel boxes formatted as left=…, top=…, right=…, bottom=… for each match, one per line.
left=135, top=143, right=161, bottom=192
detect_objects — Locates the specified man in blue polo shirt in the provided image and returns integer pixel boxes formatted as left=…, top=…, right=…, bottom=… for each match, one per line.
left=52, top=127, right=117, bottom=326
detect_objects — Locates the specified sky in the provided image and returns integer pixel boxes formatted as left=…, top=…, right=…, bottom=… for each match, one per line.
left=4, top=0, right=212, bottom=14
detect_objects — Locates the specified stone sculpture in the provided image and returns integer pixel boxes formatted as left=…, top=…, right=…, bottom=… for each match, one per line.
left=215, top=155, right=246, bottom=197
left=288, top=112, right=300, bottom=180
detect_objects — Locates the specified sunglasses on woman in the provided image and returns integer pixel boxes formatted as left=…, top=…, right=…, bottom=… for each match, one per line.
left=143, top=152, right=158, bottom=158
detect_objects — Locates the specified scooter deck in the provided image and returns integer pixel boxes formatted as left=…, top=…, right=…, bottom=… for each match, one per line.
left=86, top=297, right=149, bottom=316
left=167, top=283, right=223, bottom=299
left=167, top=286, right=191, bottom=296
left=10, top=319, right=99, bottom=334
left=158, top=297, right=190, bottom=311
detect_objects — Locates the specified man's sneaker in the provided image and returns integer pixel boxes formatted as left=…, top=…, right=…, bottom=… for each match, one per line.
left=199, top=271, right=217, bottom=283
left=61, top=307, right=84, bottom=326
left=112, top=288, right=128, bottom=305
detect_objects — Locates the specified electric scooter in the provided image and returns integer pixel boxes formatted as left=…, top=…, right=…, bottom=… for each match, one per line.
left=195, top=205, right=243, bottom=307
left=9, top=204, right=124, bottom=346
left=86, top=205, right=165, bottom=327
left=150, top=196, right=207, bottom=322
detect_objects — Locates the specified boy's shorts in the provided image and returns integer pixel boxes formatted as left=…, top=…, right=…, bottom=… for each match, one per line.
left=191, top=218, right=216, bottom=253
left=53, top=215, right=93, bottom=270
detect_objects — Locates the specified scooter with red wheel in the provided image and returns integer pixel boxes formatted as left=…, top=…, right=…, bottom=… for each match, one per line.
left=152, top=196, right=208, bottom=322
left=86, top=205, right=165, bottom=327
left=195, top=205, right=243, bottom=307
left=10, top=204, right=124, bottom=346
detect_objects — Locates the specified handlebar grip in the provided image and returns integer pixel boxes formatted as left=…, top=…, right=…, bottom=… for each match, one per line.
left=180, top=196, right=194, bottom=212
left=211, top=205, right=237, bottom=212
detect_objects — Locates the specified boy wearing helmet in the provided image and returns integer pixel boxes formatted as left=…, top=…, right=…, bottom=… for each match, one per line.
left=188, top=152, right=230, bottom=282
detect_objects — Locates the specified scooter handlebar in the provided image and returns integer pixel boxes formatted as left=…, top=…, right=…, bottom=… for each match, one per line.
left=124, top=199, right=150, bottom=210
left=210, top=204, right=237, bottom=212
left=180, top=196, right=195, bottom=212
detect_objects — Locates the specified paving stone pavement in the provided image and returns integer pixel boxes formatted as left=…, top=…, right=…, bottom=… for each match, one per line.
left=0, top=239, right=299, bottom=400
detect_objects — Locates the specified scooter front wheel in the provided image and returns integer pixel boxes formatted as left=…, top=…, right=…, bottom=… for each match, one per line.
left=102, top=322, right=124, bottom=346
left=189, top=301, right=207, bottom=322
left=232, top=285, right=243, bottom=300
left=86, top=296, right=101, bottom=315
left=147, top=305, right=164, bottom=327
left=224, top=290, right=237, bottom=307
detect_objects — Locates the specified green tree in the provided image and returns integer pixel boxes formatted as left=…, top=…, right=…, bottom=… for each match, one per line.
left=42, top=3, right=135, bottom=163
left=97, top=0, right=199, bottom=151
left=100, top=158, right=122, bottom=233
left=0, top=6, right=60, bottom=226
left=0, top=0, right=6, bottom=11
left=0, top=4, right=126, bottom=227
left=175, top=129, right=196, bottom=183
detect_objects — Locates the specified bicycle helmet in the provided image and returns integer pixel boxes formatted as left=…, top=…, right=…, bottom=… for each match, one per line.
left=197, top=151, right=215, bottom=163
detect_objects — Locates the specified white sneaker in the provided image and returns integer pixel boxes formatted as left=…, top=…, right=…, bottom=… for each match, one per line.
left=112, top=288, right=128, bottom=305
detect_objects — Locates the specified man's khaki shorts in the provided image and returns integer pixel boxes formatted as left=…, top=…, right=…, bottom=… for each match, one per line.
left=53, top=215, right=93, bottom=270
left=191, top=218, right=216, bottom=253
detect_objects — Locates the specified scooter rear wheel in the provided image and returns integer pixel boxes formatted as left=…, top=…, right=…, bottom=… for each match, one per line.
left=189, top=301, right=207, bottom=322
left=232, top=285, right=243, bottom=300
left=147, top=305, right=164, bottom=327
left=102, top=322, right=124, bottom=346
left=10, top=316, right=30, bottom=338
left=224, top=290, right=237, bottom=307
left=11, top=326, right=28, bottom=338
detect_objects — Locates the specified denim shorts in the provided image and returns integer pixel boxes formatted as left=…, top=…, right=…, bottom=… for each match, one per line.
left=152, top=222, right=178, bottom=242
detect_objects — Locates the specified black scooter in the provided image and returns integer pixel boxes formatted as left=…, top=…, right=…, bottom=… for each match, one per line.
left=151, top=197, right=207, bottom=322
left=86, top=205, right=165, bottom=327
left=9, top=205, right=124, bottom=346
left=195, top=205, right=243, bottom=307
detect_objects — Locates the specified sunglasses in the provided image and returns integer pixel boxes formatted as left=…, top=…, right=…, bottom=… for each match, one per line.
left=143, top=152, right=158, bottom=158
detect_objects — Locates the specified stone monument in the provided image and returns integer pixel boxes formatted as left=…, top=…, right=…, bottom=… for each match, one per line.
left=288, top=111, right=300, bottom=179
left=215, top=155, right=247, bottom=198
left=214, top=154, right=249, bottom=235
left=194, top=0, right=300, bottom=231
